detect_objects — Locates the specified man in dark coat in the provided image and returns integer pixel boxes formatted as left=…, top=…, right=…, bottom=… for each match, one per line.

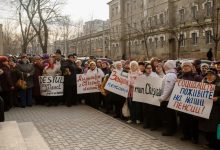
left=207, top=48, right=213, bottom=61
left=62, top=54, right=77, bottom=106
left=33, top=56, right=44, bottom=105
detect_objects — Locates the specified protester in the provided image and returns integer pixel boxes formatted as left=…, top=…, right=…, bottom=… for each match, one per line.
left=138, top=61, right=145, bottom=73
left=155, top=62, right=165, bottom=78
left=0, top=56, right=14, bottom=111
left=87, top=61, right=104, bottom=109
left=43, top=56, right=61, bottom=106
left=62, top=54, right=77, bottom=106
left=159, top=60, right=177, bottom=136
left=16, top=54, right=35, bottom=108
left=142, top=63, right=159, bottom=129
left=200, top=63, right=209, bottom=78
left=127, top=61, right=142, bottom=124
left=178, top=61, right=202, bottom=144
left=199, top=68, right=220, bottom=149
left=214, top=61, right=220, bottom=77
left=33, top=56, right=44, bottom=105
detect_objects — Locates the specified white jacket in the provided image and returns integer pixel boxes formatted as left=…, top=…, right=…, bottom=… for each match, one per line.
left=86, top=67, right=105, bottom=83
left=159, top=69, right=177, bottom=102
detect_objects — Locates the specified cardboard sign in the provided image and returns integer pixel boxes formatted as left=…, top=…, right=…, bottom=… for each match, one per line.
left=77, top=74, right=102, bottom=94
left=104, top=70, right=129, bottom=98
left=39, top=76, right=64, bottom=96
left=133, top=75, right=163, bottom=106
left=168, top=79, right=215, bottom=119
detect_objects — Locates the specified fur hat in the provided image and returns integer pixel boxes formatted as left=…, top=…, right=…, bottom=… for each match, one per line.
left=200, top=63, right=209, bottom=69
left=181, top=61, right=193, bottom=68
left=164, top=60, right=176, bottom=70
left=89, top=61, right=96, bottom=66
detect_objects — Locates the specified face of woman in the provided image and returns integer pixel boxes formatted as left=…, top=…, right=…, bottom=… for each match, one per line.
left=49, top=58, right=55, bottom=64
left=206, top=73, right=216, bottom=81
left=145, top=65, right=152, bottom=74
left=156, top=65, right=163, bottom=73
left=131, top=64, right=138, bottom=72
left=116, top=63, right=122, bottom=70
left=182, top=65, right=192, bottom=73
left=90, top=64, right=96, bottom=70
left=102, top=63, right=107, bottom=68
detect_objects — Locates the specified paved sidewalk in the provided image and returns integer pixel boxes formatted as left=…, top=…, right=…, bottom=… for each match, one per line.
left=5, top=105, right=206, bottom=150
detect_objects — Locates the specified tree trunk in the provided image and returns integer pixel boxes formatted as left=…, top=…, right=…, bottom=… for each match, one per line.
left=144, top=36, right=149, bottom=60
left=214, top=40, right=219, bottom=60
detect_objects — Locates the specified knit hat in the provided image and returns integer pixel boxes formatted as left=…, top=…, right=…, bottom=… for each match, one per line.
left=0, top=56, right=8, bottom=63
left=164, top=60, right=176, bottom=70
left=181, top=61, right=193, bottom=68
left=55, top=49, right=62, bottom=55
left=207, top=68, right=218, bottom=75
left=200, top=63, right=209, bottom=69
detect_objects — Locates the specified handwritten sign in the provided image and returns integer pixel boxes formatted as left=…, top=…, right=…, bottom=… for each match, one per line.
left=104, top=70, right=129, bottom=98
left=133, top=75, right=162, bottom=106
left=168, top=79, right=215, bottom=119
left=77, top=74, right=102, bottom=94
left=39, top=76, right=64, bottom=96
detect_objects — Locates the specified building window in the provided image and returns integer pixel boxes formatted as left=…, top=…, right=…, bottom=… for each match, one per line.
left=127, top=3, right=130, bottom=12
left=115, top=7, right=118, bottom=14
left=192, top=6, right=197, bottom=19
left=154, top=15, right=158, bottom=26
left=160, top=13, right=164, bottom=25
left=155, top=38, right=158, bottom=48
left=192, top=32, right=198, bottom=45
left=160, top=37, right=164, bottom=48
left=205, top=30, right=212, bottom=44
left=179, top=9, right=185, bottom=22
left=179, top=34, right=185, bottom=47
left=111, top=8, right=114, bottom=17
left=205, top=2, right=212, bottom=17
left=148, top=17, right=152, bottom=27
left=149, top=38, right=153, bottom=46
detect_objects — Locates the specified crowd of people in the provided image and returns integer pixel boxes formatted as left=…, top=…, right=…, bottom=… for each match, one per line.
left=0, top=49, right=220, bottom=149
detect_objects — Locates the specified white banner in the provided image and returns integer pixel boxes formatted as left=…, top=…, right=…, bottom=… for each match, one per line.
left=39, top=76, right=64, bottom=96
left=77, top=74, right=102, bottom=94
left=168, top=79, right=215, bottom=119
left=104, top=70, right=129, bottom=98
left=133, top=75, right=163, bottom=106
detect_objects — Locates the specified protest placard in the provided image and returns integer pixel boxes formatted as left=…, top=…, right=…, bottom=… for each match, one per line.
left=104, top=70, right=129, bottom=98
left=77, top=74, right=102, bottom=94
left=168, top=79, right=215, bottom=119
left=133, top=75, right=162, bottom=106
left=39, top=76, right=64, bottom=96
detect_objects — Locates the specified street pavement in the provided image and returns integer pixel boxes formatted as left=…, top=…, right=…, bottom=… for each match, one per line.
left=5, top=105, right=207, bottom=150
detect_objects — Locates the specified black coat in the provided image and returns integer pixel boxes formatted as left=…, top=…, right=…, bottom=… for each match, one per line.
left=62, top=60, right=77, bottom=86
left=0, top=64, right=13, bottom=92
left=199, top=77, right=220, bottom=132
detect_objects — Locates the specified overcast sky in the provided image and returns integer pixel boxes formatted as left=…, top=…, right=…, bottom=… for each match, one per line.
left=0, top=0, right=110, bottom=24
left=62, top=0, right=109, bottom=21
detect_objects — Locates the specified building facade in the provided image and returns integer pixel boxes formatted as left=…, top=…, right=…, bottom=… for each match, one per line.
left=0, top=24, right=3, bottom=55
left=108, top=0, right=220, bottom=60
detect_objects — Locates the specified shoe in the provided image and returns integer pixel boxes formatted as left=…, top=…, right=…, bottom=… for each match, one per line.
left=180, top=137, right=190, bottom=141
left=162, top=132, right=175, bottom=136
left=143, top=125, right=150, bottom=129
left=136, top=120, right=141, bottom=124
left=127, top=120, right=132, bottom=123
left=191, top=139, right=198, bottom=144
left=150, top=127, right=158, bottom=131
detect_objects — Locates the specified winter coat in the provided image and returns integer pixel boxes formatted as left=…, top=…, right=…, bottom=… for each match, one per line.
left=86, top=68, right=105, bottom=84
left=159, top=69, right=177, bottom=102
left=128, top=70, right=142, bottom=98
left=102, top=68, right=111, bottom=75
left=0, top=64, right=14, bottom=92
left=178, top=71, right=202, bottom=82
left=33, top=63, right=44, bottom=96
left=61, top=60, right=77, bottom=86
left=16, top=61, right=35, bottom=88
left=199, top=77, right=220, bottom=133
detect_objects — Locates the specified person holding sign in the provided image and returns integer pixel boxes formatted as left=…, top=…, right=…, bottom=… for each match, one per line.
left=159, top=60, right=177, bottom=136
left=127, top=61, right=142, bottom=124
left=178, top=61, right=202, bottom=144
left=43, top=56, right=62, bottom=106
left=199, top=68, right=220, bottom=149
left=87, top=61, right=104, bottom=109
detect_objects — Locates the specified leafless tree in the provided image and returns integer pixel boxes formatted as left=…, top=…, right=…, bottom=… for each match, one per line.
left=19, top=0, right=64, bottom=54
